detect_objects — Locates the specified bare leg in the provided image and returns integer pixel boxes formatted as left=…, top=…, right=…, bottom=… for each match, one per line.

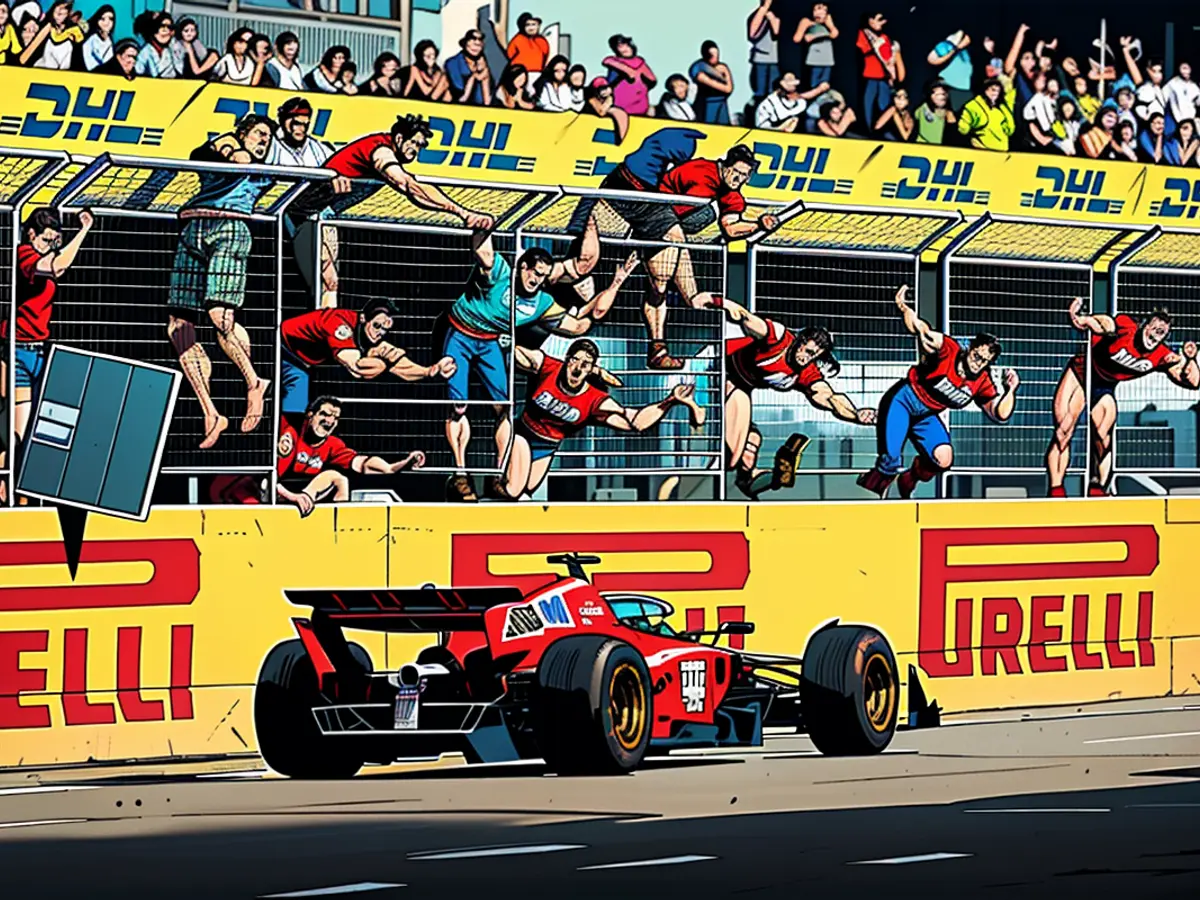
left=724, top=382, right=753, bottom=471
left=320, top=224, right=339, bottom=309
left=524, top=454, right=555, bottom=497
left=446, top=405, right=470, bottom=469
left=169, top=314, right=227, bottom=449
left=208, top=307, right=268, bottom=434
left=1046, top=368, right=1085, bottom=494
left=13, top=385, right=31, bottom=446
left=1090, top=394, right=1118, bottom=493
left=493, top=403, right=511, bottom=469
left=503, top=432, right=532, bottom=498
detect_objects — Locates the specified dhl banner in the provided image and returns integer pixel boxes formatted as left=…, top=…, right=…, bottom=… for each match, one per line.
left=2, top=68, right=1200, bottom=228
left=1, top=499, right=1198, bottom=769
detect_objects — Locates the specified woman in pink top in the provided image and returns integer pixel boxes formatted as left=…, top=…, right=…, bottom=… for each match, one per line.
left=603, top=34, right=657, bottom=116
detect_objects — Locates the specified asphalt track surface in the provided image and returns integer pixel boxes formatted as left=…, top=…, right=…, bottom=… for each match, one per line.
left=2, top=698, right=1199, bottom=899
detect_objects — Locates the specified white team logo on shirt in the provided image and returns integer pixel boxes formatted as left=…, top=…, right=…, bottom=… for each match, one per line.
left=334, top=324, right=353, bottom=341
left=1111, top=348, right=1154, bottom=373
left=533, top=390, right=581, bottom=422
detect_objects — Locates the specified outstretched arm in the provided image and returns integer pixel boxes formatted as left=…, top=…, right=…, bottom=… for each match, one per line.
left=34, top=211, right=94, bottom=278
left=574, top=251, right=638, bottom=321
left=1165, top=342, right=1200, bottom=389
left=352, top=451, right=426, bottom=475
left=1068, top=297, right=1116, bottom=334
left=721, top=300, right=771, bottom=340
left=895, top=284, right=943, bottom=354
left=982, top=368, right=1019, bottom=422
left=719, top=209, right=780, bottom=241
left=513, top=344, right=544, bottom=372
left=599, top=384, right=692, bottom=432
left=807, top=380, right=876, bottom=425
left=1004, top=23, right=1029, bottom=77
left=371, top=144, right=494, bottom=228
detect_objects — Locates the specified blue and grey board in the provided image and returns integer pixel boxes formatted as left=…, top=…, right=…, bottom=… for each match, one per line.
left=17, top=346, right=180, bottom=521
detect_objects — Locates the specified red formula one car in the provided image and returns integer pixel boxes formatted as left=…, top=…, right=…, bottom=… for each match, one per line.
left=254, top=553, right=902, bottom=778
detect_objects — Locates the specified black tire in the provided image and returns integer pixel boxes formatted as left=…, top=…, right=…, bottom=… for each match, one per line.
left=799, top=624, right=898, bottom=756
left=534, top=636, right=652, bottom=775
left=253, top=639, right=372, bottom=779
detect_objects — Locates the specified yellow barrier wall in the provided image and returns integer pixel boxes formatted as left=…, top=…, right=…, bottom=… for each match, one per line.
left=1, top=499, right=1197, bottom=768
left=2, top=68, right=1198, bottom=227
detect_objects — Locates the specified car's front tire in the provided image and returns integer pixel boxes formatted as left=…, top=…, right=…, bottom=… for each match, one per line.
left=799, top=624, right=898, bottom=755
left=534, top=636, right=652, bottom=775
left=253, top=639, right=371, bottom=779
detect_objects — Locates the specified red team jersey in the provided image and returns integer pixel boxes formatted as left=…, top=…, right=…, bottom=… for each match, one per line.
left=1, top=244, right=55, bottom=342
left=908, top=337, right=999, bottom=412
left=277, top=421, right=358, bottom=479
left=660, top=159, right=747, bottom=219
left=281, top=309, right=358, bottom=367
left=726, top=319, right=824, bottom=394
left=520, top=356, right=611, bottom=443
left=1070, top=314, right=1176, bottom=385
left=325, top=133, right=392, bottom=179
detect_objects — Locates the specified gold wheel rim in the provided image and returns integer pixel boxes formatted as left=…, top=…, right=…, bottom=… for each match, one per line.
left=609, top=662, right=647, bottom=751
left=863, top=654, right=895, bottom=733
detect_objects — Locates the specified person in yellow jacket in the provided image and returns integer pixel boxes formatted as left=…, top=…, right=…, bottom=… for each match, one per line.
left=957, top=76, right=1015, bottom=151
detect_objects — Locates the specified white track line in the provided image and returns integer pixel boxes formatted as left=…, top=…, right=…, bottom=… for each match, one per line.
left=408, top=844, right=586, bottom=861
left=849, top=852, right=972, bottom=866
left=579, top=855, right=718, bottom=870
left=1084, top=731, right=1200, bottom=745
left=1127, top=803, right=1200, bottom=809
left=0, top=786, right=98, bottom=796
left=963, top=808, right=1109, bottom=814
left=258, top=883, right=404, bottom=898
left=0, top=819, right=87, bottom=829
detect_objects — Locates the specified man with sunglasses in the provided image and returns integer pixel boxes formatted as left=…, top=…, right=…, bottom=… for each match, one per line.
left=2, top=207, right=93, bottom=455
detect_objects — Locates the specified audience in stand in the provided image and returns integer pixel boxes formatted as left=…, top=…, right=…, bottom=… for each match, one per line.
left=1, top=2, right=1193, bottom=166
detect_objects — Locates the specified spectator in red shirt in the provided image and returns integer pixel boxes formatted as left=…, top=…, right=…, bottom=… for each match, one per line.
left=276, top=395, right=425, bottom=516
left=856, top=10, right=905, bottom=130
left=506, top=12, right=549, bottom=93
left=2, top=207, right=93, bottom=456
left=279, top=297, right=456, bottom=428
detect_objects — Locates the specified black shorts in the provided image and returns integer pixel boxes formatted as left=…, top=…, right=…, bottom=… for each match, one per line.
left=568, top=166, right=711, bottom=242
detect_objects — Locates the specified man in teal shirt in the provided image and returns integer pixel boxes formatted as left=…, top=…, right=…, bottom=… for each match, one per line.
left=928, top=30, right=974, bottom=112
left=443, top=212, right=601, bottom=501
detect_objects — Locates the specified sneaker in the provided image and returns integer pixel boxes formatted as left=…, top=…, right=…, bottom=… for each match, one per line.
left=486, top=475, right=512, bottom=501
left=1088, top=484, right=1107, bottom=497
left=1048, top=485, right=1068, bottom=498
left=896, top=470, right=918, bottom=499
left=445, top=474, right=478, bottom=502
left=647, top=341, right=684, bottom=369
left=772, top=433, right=810, bottom=490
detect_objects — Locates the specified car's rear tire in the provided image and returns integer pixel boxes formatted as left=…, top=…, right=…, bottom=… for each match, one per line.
left=253, top=639, right=372, bottom=779
left=534, top=636, right=652, bottom=775
left=799, top=624, right=898, bottom=756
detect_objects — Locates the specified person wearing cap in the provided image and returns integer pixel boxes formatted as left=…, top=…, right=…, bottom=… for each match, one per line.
left=507, top=12, right=549, bottom=93
left=266, top=97, right=333, bottom=168
left=446, top=28, right=492, bottom=105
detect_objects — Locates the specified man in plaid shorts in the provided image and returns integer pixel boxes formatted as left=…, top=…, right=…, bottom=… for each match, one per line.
left=169, top=113, right=276, bottom=449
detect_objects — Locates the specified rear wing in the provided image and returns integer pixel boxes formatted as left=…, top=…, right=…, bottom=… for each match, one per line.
left=284, top=586, right=524, bottom=633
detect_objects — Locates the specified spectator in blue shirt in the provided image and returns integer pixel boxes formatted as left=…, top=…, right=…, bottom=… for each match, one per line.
left=927, top=30, right=973, bottom=112
left=446, top=29, right=493, bottom=105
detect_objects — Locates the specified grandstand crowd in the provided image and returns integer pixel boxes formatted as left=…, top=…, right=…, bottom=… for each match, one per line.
left=0, top=0, right=1195, bottom=163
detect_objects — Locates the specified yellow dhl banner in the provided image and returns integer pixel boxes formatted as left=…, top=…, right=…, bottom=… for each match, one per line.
left=2, top=68, right=1198, bottom=229
left=0, top=498, right=1198, bottom=768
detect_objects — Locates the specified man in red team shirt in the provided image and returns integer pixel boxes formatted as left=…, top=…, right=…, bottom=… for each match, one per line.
left=1046, top=299, right=1199, bottom=498
left=279, top=297, right=455, bottom=428
left=857, top=285, right=1019, bottom=499
left=577, top=131, right=778, bottom=368
left=493, top=338, right=700, bottom=500
left=722, top=300, right=876, bottom=499
left=288, top=114, right=495, bottom=309
left=276, top=395, right=426, bottom=516
left=2, top=207, right=94, bottom=461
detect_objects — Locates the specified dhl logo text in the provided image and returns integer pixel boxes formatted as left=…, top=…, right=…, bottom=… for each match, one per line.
left=748, top=142, right=852, bottom=195
left=918, top=526, right=1157, bottom=678
left=882, top=156, right=989, bottom=206
left=420, top=117, right=535, bottom=173
left=0, top=539, right=200, bottom=730
left=210, top=96, right=332, bottom=140
left=1020, top=166, right=1125, bottom=215
left=0, top=83, right=163, bottom=146
left=1148, top=176, right=1200, bottom=220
